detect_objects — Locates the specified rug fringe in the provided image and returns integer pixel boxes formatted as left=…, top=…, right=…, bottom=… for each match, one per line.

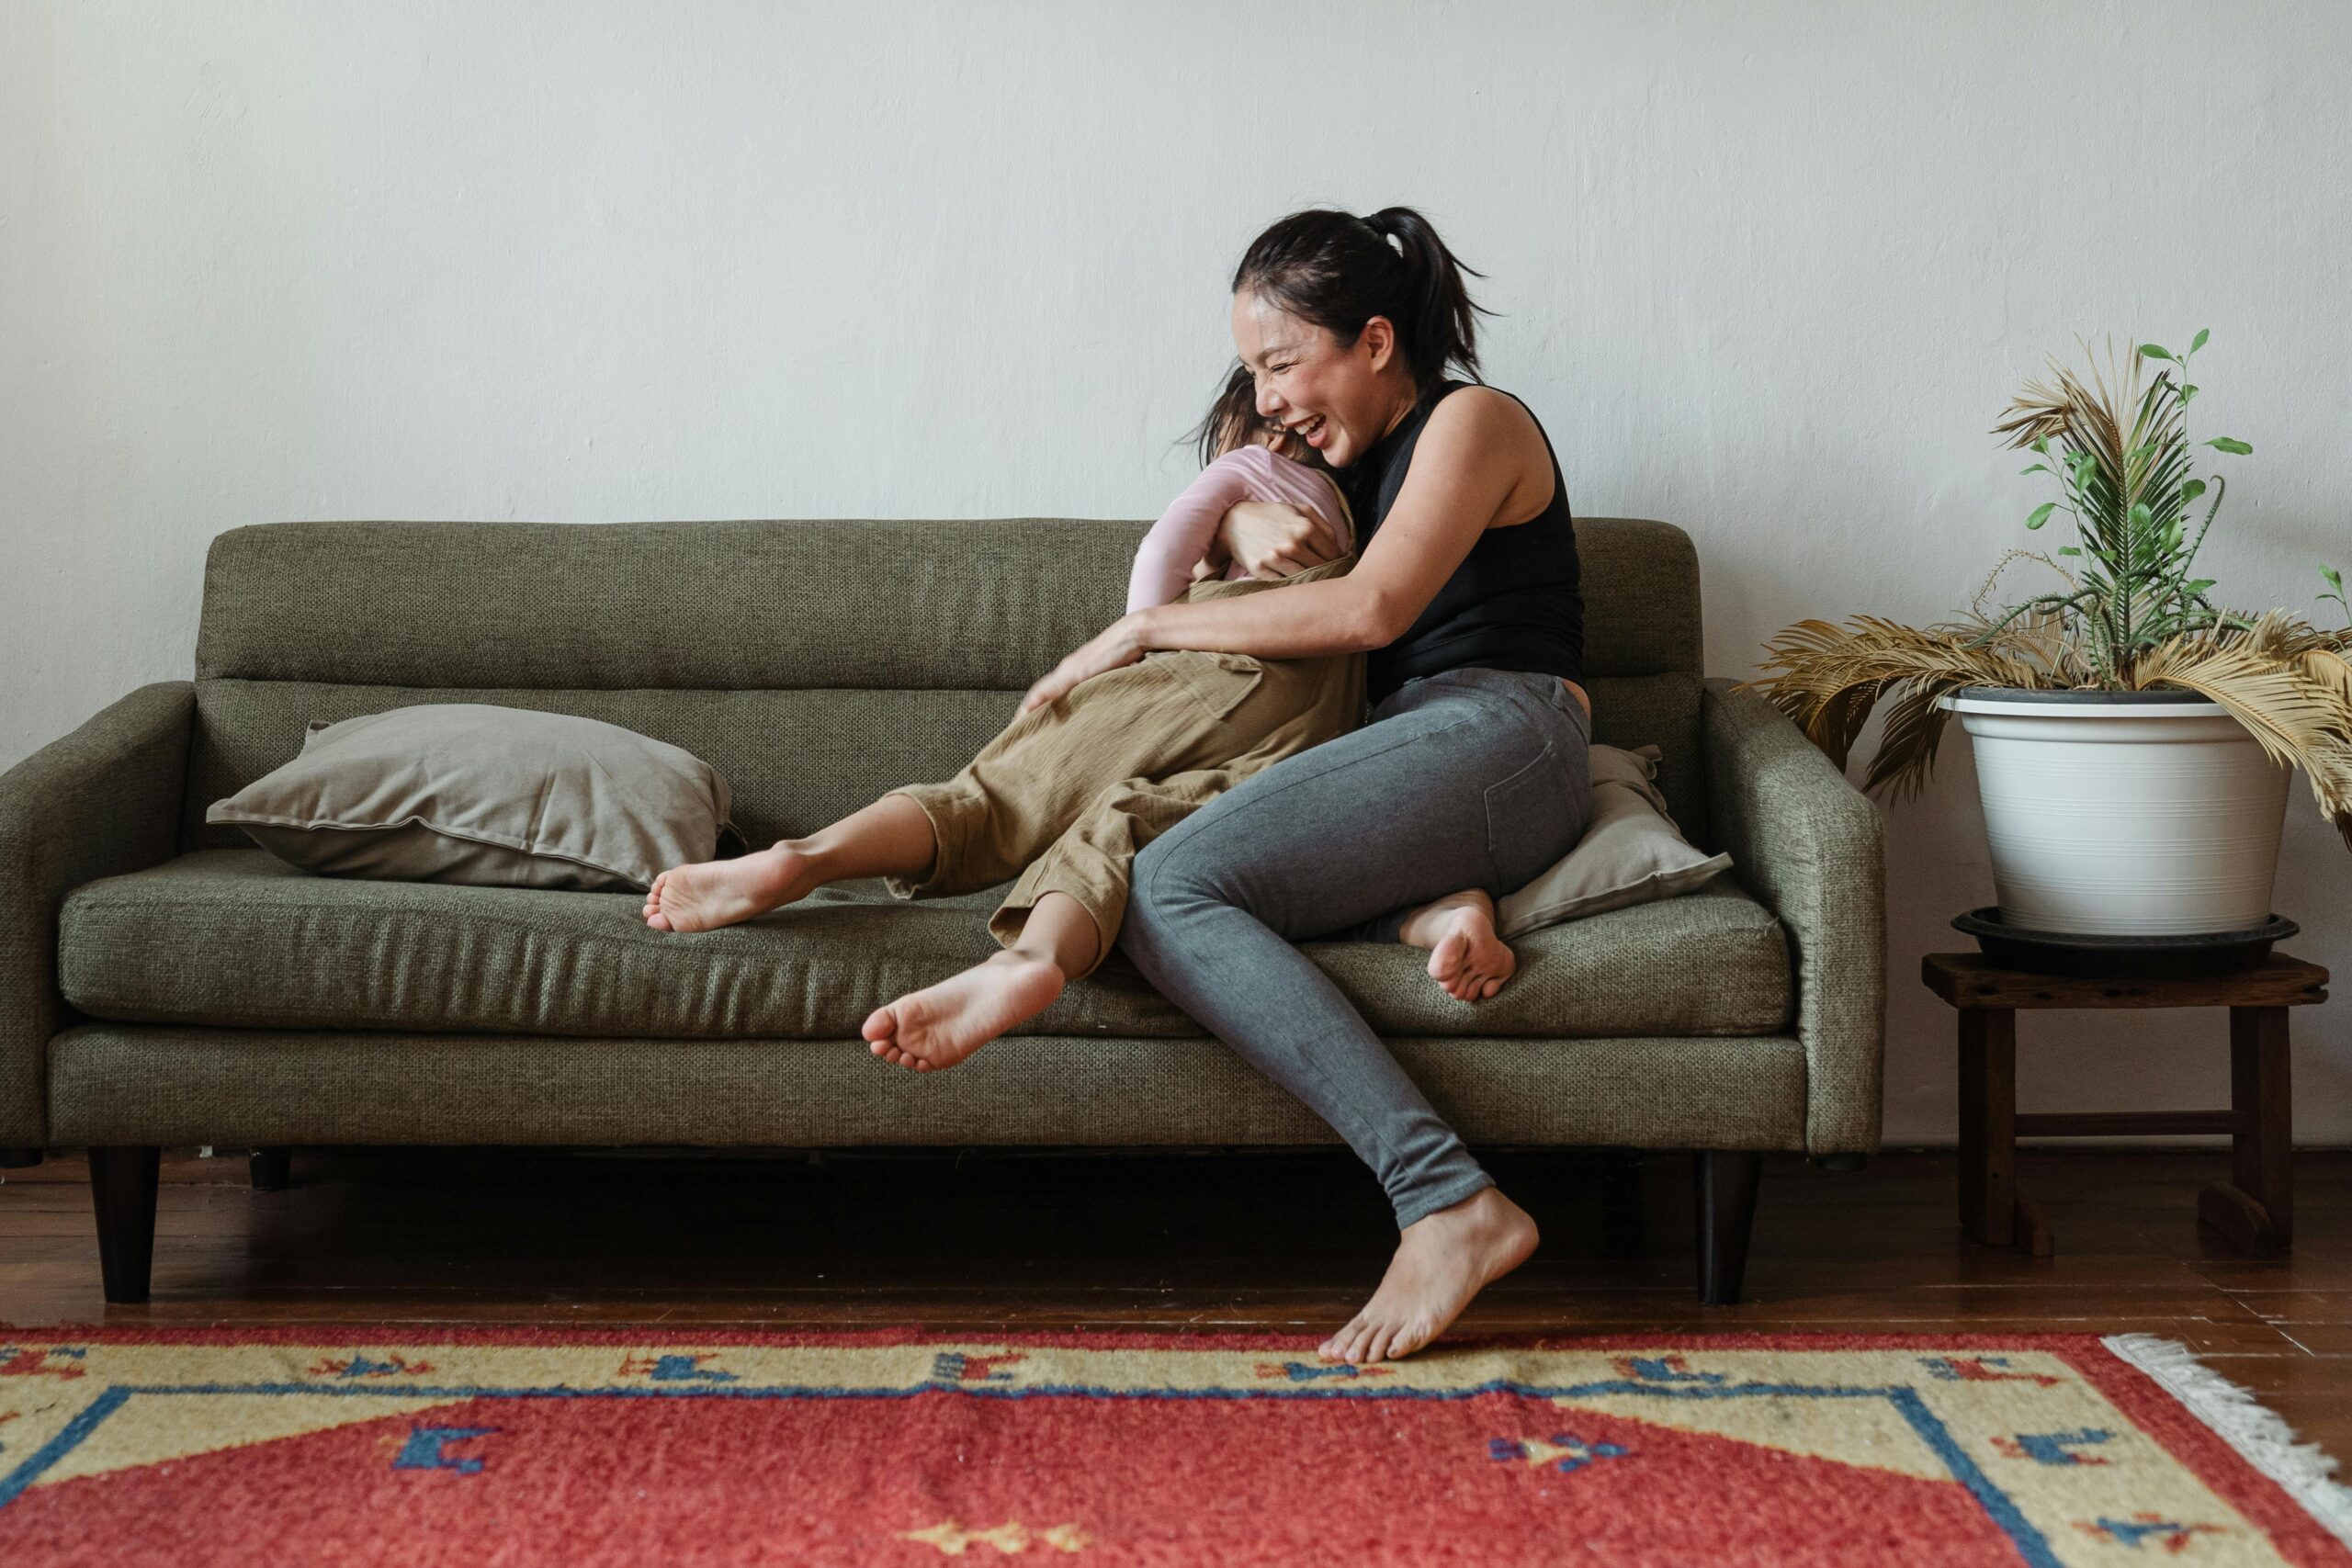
left=2103, top=1332, right=2352, bottom=1547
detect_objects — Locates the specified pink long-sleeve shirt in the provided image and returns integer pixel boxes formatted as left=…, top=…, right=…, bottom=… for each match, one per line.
left=1124, top=445, right=1357, bottom=614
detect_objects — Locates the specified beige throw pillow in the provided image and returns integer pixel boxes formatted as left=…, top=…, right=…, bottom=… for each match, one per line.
left=207, top=704, right=739, bottom=892
left=1496, top=742, right=1733, bottom=939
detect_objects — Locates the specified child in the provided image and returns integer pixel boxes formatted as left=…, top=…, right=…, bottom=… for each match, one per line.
left=640, top=366, right=1520, bottom=1072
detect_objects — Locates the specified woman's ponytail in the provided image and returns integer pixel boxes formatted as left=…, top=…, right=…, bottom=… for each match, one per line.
left=1357, top=207, right=1494, bottom=390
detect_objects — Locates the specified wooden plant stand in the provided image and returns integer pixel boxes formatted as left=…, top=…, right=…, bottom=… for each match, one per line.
left=1921, top=952, right=2330, bottom=1258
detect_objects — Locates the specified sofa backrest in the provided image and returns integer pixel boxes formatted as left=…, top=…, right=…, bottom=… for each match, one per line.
left=183, top=516, right=1707, bottom=853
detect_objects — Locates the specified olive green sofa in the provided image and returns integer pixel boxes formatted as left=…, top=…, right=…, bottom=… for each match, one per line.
left=0, top=516, right=1883, bottom=1305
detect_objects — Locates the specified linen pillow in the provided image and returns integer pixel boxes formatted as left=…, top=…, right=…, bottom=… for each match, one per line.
left=1495, top=742, right=1733, bottom=938
left=207, top=704, right=741, bottom=892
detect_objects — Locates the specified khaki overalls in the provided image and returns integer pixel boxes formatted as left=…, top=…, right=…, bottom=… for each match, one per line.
left=883, top=553, right=1365, bottom=976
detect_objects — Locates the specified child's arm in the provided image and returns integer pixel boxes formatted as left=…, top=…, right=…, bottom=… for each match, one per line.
left=1126, top=455, right=1259, bottom=613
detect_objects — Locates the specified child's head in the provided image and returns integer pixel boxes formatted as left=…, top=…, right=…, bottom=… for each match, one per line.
left=1192, top=362, right=1319, bottom=468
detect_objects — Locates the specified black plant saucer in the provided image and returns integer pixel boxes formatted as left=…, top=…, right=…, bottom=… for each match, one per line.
left=1951, top=907, right=2299, bottom=980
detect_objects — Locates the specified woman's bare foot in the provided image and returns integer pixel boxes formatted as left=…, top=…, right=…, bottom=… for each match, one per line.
left=1396, top=888, right=1517, bottom=1001
left=864, top=950, right=1066, bottom=1072
left=1318, top=1187, right=1540, bottom=1365
left=642, top=841, right=824, bottom=933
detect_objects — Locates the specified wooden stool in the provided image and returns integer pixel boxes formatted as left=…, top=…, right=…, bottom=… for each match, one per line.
left=1922, top=952, right=2330, bottom=1258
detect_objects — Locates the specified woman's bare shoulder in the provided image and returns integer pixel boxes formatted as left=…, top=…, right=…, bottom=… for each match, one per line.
left=1415, top=385, right=1554, bottom=510
left=1422, top=383, right=1544, bottom=451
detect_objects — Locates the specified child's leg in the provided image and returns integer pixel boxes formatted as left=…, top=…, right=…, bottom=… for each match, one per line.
left=646, top=659, right=1229, bottom=934
left=865, top=763, right=1251, bottom=1072
left=1395, top=889, right=1518, bottom=1002
left=865, top=890, right=1100, bottom=1073
left=643, top=793, right=936, bottom=933
left=987, top=766, right=1244, bottom=979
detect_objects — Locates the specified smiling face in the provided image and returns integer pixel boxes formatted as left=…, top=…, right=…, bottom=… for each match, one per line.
left=1229, top=289, right=1418, bottom=470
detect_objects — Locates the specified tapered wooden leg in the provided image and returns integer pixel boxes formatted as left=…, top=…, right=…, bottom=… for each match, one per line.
left=1694, top=1150, right=1762, bottom=1305
left=250, top=1147, right=292, bottom=1190
left=2199, top=1006, right=2292, bottom=1254
left=87, top=1146, right=161, bottom=1304
left=0, top=1147, right=40, bottom=1168
left=1599, top=1149, right=1646, bottom=1259
left=1957, top=1008, right=2018, bottom=1247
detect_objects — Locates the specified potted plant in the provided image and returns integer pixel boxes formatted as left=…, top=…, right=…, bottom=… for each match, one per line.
left=1748, top=332, right=2352, bottom=940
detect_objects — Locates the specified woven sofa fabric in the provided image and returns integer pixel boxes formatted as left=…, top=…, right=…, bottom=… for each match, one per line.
left=46, top=1024, right=1809, bottom=1150
left=194, top=517, right=1702, bottom=692
left=0, top=682, right=193, bottom=1146
left=195, top=519, right=1133, bottom=694
left=59, top=851, right=1791, bottom=1043
left=1581, top=671, right=1705, bottom=843
left=1573, top=517, right=1702, bottom=679
left=1702, top=678, right=1887, bottom=1154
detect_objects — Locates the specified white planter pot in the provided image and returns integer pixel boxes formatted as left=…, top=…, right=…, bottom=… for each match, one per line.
left=1939, top=688, right=2290, bottom=935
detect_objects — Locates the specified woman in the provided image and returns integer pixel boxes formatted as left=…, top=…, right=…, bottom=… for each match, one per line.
left=1019, top=207, right=1594, bottom=1366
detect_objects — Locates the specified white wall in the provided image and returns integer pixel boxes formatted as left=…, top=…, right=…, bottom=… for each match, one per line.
left=6, top=1, right=2348, bottom=1144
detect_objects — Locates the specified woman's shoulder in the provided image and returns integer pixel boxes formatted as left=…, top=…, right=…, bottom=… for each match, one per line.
left=1416, top=383, right=1553, bottom=470
left=1423, top=382, right=1536, bottom=435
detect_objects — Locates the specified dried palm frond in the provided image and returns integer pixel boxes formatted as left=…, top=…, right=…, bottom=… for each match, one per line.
left=1990, top=333, right=2135, bottom=457
left=2294, top=643, right=2352, bottom=717
left=1742, top=611, right=2352, bottom=847
left=1746, top=616, right=2054, bottom=801
left=2124, top=616, right=2352, bottom=846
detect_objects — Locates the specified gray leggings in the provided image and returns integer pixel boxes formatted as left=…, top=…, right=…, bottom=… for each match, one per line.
left=1120, top=665, right=1595, bottom=1228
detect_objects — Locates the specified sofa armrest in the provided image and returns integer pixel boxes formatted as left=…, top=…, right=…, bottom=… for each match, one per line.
left=0, top=682, right=195, bottom=1146
left=1702, top=677, right=1885, bottom=1154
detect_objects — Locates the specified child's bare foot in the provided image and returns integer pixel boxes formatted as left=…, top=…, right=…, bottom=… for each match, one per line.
left=1396, top=888, right=1517, bottom=1001
left=642, top=842, right=824, bottom=932
left=1319, top=1186, right=1540, bottom=1364
left=864, top=951, right=1065, bottom=1073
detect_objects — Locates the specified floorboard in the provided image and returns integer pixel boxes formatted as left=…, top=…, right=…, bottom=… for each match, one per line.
left=2, top=1145, right=2346, bottom=1467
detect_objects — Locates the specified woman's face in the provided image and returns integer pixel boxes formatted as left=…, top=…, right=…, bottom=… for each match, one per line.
left=1229, top=289, right=1411, bottom=470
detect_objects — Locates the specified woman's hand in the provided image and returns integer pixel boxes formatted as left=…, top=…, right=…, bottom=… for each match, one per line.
left=1020, top=613, right=1149, bottom=715
left=1217, top=501, right=1345, bottom=580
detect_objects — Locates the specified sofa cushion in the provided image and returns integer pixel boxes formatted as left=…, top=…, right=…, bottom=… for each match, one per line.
left=59, top=851, right=1790, bottom=1042
left=207, top=703, right=740, bottom=891
left=1497, top=743, right=1731, bottom=938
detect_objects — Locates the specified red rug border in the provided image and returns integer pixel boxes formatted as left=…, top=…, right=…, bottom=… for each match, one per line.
left=2051, top=1336, right=2347, bottom=1564
left=3, top=1324, right=2342, bottom=1562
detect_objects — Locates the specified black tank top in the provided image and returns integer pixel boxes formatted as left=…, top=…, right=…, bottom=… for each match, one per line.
left=1339, top=378, right=1585, bottom=705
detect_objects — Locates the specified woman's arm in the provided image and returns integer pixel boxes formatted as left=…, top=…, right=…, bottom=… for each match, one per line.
left=1023, top=389, right=1547, bottom=712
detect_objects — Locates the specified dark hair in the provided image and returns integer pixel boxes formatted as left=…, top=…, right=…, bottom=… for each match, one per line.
left=1180, top=207, right=1495, bottom=468
left=1186, top=362, right=1272, bottom=468
left=1240, top=206, right=1494, bottom=389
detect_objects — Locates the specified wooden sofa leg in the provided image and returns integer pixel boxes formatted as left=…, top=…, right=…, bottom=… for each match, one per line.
left=0, top=1146, right=40, bottom=1168
left=87, top=1146, right=161, bottom=1304
left=250, top=1147, right=292, bottom=1190
left=1694, top=1150, right=1763, bottom=1306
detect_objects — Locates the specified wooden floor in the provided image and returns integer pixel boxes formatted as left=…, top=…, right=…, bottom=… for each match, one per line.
left=3, top=1145, right=2347, bottom=1467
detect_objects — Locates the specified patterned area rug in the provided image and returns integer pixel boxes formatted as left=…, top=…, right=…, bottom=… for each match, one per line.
left=0, top=1328, right=2346, bottom=1565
